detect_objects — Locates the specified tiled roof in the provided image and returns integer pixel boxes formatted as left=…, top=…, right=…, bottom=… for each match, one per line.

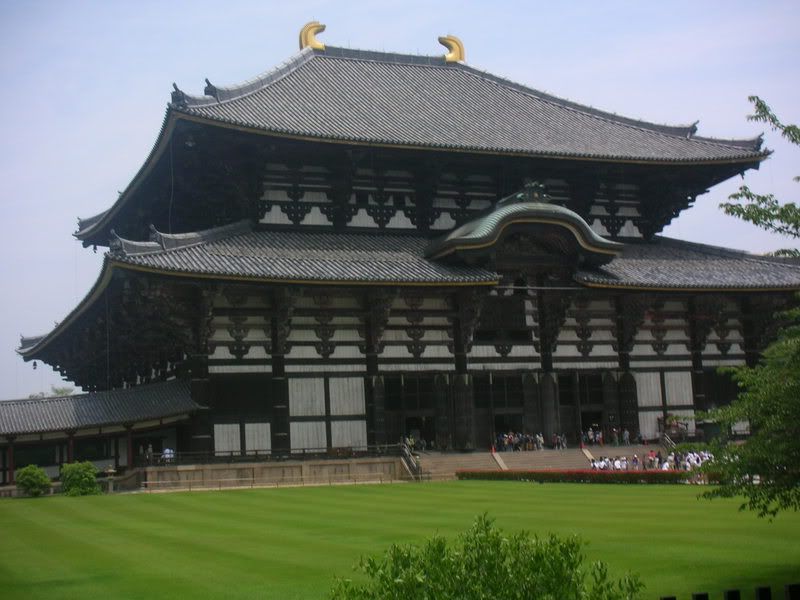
left=0, top=380, right=198, bottom=436
left=174, top=46, right=765, bottom=163
left=112, top=225, right=499, bottom=285
left=576, top=237, right=800, bottom=289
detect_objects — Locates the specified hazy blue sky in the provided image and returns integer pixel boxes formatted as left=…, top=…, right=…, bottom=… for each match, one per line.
left=0, top=1, right=798, bottom=399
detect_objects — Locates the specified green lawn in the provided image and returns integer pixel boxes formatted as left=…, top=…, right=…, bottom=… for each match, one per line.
left=1, top=482, right=798, bottom=599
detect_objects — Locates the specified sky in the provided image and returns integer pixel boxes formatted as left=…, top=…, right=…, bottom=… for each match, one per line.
left=0, top=1, right=798, bottom=400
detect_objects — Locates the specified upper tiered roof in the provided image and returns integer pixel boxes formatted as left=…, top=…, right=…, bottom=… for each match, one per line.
left=75, top=25, right=767, bottom=243
left=173, top=45, right=765, bottom=163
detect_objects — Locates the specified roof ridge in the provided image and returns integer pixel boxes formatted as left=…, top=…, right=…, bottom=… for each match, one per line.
left=110, top=219, right=253, bottom=257
left=175, top=42, right=761, bottom=152
left=172, top=47, right=317, bottom=108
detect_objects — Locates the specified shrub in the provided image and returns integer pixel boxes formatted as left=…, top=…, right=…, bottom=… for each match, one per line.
left=15, top=464, right=51, bottom=497
left=330, top=514, right=643, bottom=600
left=60, top=461, right=101, bottom=496
left=455, top=469, right=689, bottom=484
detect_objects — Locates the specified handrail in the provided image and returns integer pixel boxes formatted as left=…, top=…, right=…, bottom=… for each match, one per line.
left=400, top=441, right=423, bottom=481
left=661, top=433, right=676, bottom=449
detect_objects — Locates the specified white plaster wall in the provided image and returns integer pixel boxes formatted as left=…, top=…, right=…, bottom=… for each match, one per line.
left=330, top=378, right=366, bottom=415
left=634, top=372, right=662, bottom=407
left=290, top=422, right=326, bottom=451
left=214, top=424, right=240, bottom=454
left=245, top=423, right=271, bottom=453
left=638, top=412, right=660, bottom=440
left=664, top=372, right=693, bottom=407
left=289, top=378, right=325, bottom=416
left=331, top=420, right=367, bottom=450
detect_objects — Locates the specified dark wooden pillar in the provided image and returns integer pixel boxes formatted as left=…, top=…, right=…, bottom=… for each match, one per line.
left=434, top=374, right=450, bottom=449
left=740, top=296, right=760, bottom=368
left=269, top=289, right=297, bottom=455
left=125, top=425, right=134, bottom=469
left=539, top=373, right=558, bottom=440
left=452, top=329, right=471, bottom=450
left=67, top=432, right=75, bottom=463
left=452, top=374, right=474, bottom=449
left=365, top=291, right=392, bottom=445
left=687, top=297, right=709, bottom=413
left=6, top=437, right=16, bottom=485
left=602, top=372, right=619, bottom=433
left=522, top=373, right=540, bottom=434
left=370, top=375, right=386, bottom=445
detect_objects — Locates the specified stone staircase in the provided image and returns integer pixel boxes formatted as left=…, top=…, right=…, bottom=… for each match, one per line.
left=501, top=449, right=591, bottom=471
left=418, top=451, right=500, bottom=480
left=419, top=449, right=590, bottom=479
left=582, top=444, right=665, bottom=462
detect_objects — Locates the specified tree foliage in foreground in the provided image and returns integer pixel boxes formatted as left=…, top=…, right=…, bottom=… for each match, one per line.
left=706, top=98, right=800, bottom=517
left=719, top=96, right=800, bottom=256
left=703, top=305, right=800, bottom=517
left=330, top=514, right=642, bottom=600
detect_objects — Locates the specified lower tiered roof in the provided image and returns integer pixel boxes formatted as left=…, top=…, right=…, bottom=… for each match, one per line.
left=0, top=380, right=198, bottom=437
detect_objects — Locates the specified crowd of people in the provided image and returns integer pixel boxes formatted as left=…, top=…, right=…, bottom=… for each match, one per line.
left=583, top=427, right=640, bottom=447
left=493, top=431, right=570, bottom=452
left=589, top=448, right=713, bottom=474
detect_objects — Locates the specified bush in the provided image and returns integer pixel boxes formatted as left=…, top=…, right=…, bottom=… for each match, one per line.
left=455, top=469, right=689, bottom=484
left=60, top=461, right=101, bottom=496
left=330, top=514, right=643, bottom=600
left=15, top=464, right=51, bottom=497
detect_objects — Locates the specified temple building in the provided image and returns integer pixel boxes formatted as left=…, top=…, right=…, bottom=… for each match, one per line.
left=3, top=22, right=799, bottom=484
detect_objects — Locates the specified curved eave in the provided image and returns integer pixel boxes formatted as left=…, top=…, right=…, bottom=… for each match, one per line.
left=19, top=258, right=498, bottom=361
left=75, top=108, right=769, bottom=247
left=427, top=208, right=622, bottom=262
left=75, top=108, right=178, bottom=245
left=18, top=257, right=116, bottom=361
left=575, top=279, right=800, bottom=293
left=2, top=408, right=195, bottom=439
left=112, top=260, right=499, bottom=288
left=174, top=111, right=771, bottom=166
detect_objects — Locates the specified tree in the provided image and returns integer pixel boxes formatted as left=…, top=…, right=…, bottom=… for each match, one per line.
left=60, top=461, right=101, bottom=496
left=719, top=96, right=800, bottom=256
left=330, top=514, right=643, bottom=600
left=15, top=464, right=52, bottom=497
left=705, top=98, right=800, bottom=516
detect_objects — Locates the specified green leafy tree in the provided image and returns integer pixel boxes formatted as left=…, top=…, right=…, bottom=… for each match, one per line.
left=719, top=96, right=800, bottom=257
left=15, top=464, right=51, bottom=497
left=705, top=98, right=800, bottom=516
left=330, top=514, right=642, bottom=600
left=703, top=307, right=800, bottom=517
left=60, top=461, right=101, bottom=496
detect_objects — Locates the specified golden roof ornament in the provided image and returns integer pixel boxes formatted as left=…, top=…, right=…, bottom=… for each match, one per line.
left=299, top=21, right=326, bottom=51
left=438, top=34, right=465, bottom=62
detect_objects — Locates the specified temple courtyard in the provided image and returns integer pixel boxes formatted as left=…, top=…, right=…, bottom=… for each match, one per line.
left=1, top=481, right=798, bottom=599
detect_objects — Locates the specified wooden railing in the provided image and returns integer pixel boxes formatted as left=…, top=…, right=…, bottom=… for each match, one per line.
left=137, top=444, right=402, bottom=467
left=141, top=471, right=401, bottom=492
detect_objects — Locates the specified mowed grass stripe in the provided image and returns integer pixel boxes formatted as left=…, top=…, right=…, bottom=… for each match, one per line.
left=1, top=481, right=799, bottom=599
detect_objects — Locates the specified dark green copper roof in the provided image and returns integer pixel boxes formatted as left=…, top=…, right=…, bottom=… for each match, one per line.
left=425, top=201, right=622, bottom=264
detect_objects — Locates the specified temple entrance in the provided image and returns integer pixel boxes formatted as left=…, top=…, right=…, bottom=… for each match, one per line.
left=580, top=410, right=603, bottom=432
left=493, top=413, right=523, bottom=435
left=405, top=416, right=435, bottom=449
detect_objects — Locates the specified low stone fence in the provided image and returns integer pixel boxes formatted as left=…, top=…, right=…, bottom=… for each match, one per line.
left=142, top=456, right=405, bottom=491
